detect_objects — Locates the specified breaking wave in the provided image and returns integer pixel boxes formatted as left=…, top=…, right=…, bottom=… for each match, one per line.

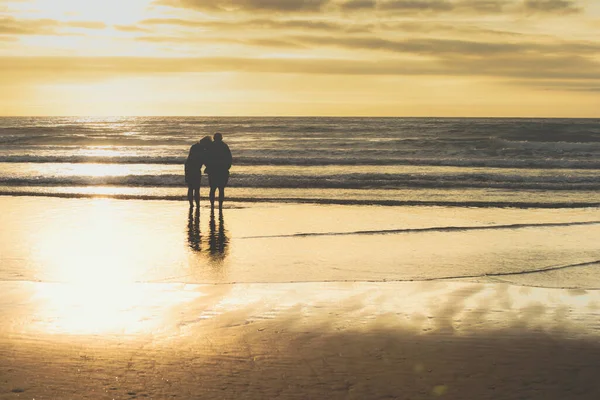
left=0, top=155, right=599, bottom=169
left=1, top=171, right=599, bottom=191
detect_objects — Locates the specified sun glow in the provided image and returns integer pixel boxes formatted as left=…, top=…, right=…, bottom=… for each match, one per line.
left=21, top=197, right=203, bottom=335
left=29, top=199, right=174, bottom=283
left=26, top=0, right=153, bottom=26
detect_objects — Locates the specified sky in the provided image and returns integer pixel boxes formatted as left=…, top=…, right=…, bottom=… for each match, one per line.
left=0, top=0, right=599, bottom=116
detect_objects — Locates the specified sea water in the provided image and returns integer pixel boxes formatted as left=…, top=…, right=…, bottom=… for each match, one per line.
left=1, top=116, right=599, bottom=207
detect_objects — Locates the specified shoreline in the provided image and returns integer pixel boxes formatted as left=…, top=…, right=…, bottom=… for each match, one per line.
left=2, top=190, right=600, bottom=209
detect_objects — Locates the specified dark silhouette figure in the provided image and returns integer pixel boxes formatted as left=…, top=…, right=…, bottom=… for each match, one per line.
left=208, top=209, right=228, bottom=262
left=205, top=133, right=232, bottom=211
left=185, top=136, right=212, bottom=208
left=187, top=207, right=201, bottom=252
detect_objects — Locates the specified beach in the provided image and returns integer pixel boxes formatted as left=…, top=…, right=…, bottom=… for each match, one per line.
left=1, top=196, right=600, bottom=399
left=1, top=116, right=599, bottom=398
left=2, top=0, right=600, bottom=389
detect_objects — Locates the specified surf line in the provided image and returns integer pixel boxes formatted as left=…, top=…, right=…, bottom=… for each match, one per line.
left=119, top=258, right=600, bottom=286
left=146, top=258, right=600, bottom=286
left=11, top=259, right=599, bottom=287
left=426, top=259, right=600, bottom=282
left=239, top=220, right=600, bottom=239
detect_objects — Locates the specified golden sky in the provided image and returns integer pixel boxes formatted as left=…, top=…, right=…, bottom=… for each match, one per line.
left=1, top=0, right=599, bottom=116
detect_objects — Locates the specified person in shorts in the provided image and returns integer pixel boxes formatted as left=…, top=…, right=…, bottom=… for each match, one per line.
left=205, top=133, right=232, bottom=211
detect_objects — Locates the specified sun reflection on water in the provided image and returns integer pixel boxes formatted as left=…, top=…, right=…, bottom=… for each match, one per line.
left=75, top=147, right=138, bottom=158
left=58, top=163, right=139, bottom=177
left=22, top=198, right=231, bottom=336
left=33, top=199, right=142, bottom=283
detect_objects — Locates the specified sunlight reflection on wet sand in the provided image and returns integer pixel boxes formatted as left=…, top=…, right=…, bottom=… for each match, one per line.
left=30, top=283, right=203, bottom=335
left=0, top=280, right=595, bottom=338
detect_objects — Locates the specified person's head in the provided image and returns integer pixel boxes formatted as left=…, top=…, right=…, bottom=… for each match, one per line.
left=213, top=132, right=223, bottom=142
left=199, top=135, right=212, bottom=149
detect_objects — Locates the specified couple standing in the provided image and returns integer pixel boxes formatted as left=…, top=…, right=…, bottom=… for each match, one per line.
left=185, top=133, right=232, bottom=210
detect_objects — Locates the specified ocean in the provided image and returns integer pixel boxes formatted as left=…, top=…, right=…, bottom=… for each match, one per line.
left=1, top=116, right=599, bottom=208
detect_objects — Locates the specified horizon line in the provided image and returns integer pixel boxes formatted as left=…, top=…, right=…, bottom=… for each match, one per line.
left=1, top=115, right=599, bottom=119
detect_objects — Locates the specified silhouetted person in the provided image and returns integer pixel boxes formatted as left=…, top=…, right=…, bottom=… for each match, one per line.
left=187, top=207, right=201, bottom=252
left=185, top=136, right=212, bottom=208
left=205, top=133, right=232, bottom=210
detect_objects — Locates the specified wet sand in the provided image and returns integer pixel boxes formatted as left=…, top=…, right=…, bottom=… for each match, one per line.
left=2, top=281, right=600, bottom=399
left=1, top=196, right=600, bottom=399
left=1, top=196, right=599, bottom=287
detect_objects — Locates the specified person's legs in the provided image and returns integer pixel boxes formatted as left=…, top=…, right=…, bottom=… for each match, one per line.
left=187, top=187, right=194, bottom=207
left=218, top=186, right=225, bottom=210
left=209, top=171, right=228, bottom=210
left=194, top=188, right=200, bottom=208
left=209, top=186, right=216, bottom=210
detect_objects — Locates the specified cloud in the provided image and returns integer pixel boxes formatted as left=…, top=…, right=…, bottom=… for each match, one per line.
left=122, top=19, right=600, bottom=66
left=380, top=0, right=454, bottom=12
left=456, top=0, right=512, bottom=13
left=134, top=35, right=195, bottom=42
left=0, top=56, right=440, bottom=80
left=66, top=21, right=106, bottom=29
left=114, top=25, right=151, bottom=33
left=510, top=79, right=600, bottom=92
left=140, top=18, right=207, bottom=28
left=157, top=0, right=330, bottom=12
left=0, top=17, right=57, bottom=35
left=443, top=53, right=600, bottom=80
left=339, top=0, right=376, bottom=9
left=1, top=54, right=599, bottom=82
left=248, top=38, right=307, bottom=47
left=138, top=17, right=369, bottom=32
left=523, top=0, right=580, bottom=14
left=135, top=34, right=307, bottom=48
left=339, top=0, right=582, bottom=14
left=126, top=17, right=524, bottom=37
left=384, top=21, right=523, bottom=37
left=341, top=0, right=501, bottom=13
left=153, top=0, right=586, bottom=17
left=287, top=34, right=600, bottom=57
left=0, top=17, right=106, bottom=35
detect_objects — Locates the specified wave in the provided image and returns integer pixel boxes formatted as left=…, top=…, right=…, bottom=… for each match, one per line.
left=1, top=155, right=600, bottom=169
left=1, top=191, right=599, bottom=209
left=1, top=172, right=598, bottom=191
left=239, top=221, right=600, bottom=239
left=429, top=259, right=600, bottom=282
left=0, top=155, right=184, bottom=165
left=494, top=138, right=600, bottom=152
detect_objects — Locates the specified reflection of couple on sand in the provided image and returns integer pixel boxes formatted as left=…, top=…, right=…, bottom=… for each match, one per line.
left=185, top=133, right=232, bottom=210
left=187, top=207, right=229, bottom=262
